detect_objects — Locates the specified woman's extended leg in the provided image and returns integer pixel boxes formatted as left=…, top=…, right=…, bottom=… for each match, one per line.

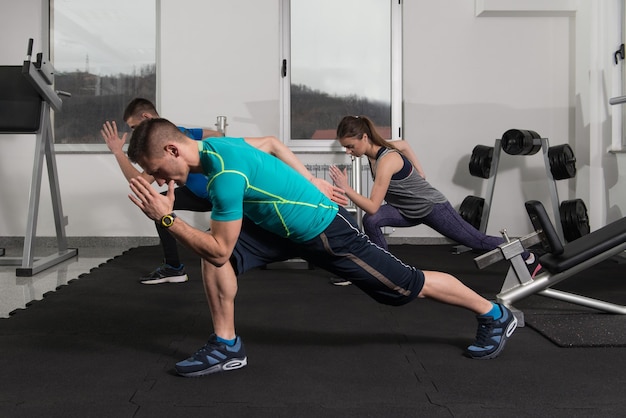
left=421, top=201, right=504, bottom=251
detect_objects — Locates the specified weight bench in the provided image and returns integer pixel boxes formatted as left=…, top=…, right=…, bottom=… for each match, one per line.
left=474, top=200, right=626, bottom=326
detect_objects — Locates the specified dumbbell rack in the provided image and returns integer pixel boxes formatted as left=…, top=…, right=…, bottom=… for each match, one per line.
left=454, top=136, right=567, bottom=254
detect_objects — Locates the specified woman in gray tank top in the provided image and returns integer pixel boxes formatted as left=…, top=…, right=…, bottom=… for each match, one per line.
left=330, top=115, right=540, bottom=276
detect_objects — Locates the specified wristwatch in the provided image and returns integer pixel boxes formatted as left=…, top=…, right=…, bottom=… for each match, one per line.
left=160, top=213, right=177, bottom=228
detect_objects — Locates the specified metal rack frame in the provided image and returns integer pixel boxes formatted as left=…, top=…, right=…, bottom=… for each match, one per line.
left=454, top=136, right=566, bottom=254
left=0, top=42, right=77, bottom=276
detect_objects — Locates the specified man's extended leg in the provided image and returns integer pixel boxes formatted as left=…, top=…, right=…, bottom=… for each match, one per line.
left=303, top=207, right=517, bottom=359
left=418, top=270, right=492, bottom=312
left=416, top=270, right=517, bottom=360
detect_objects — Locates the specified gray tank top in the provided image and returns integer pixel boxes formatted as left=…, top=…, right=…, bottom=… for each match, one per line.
left=370, top=148, right=447, bottom=219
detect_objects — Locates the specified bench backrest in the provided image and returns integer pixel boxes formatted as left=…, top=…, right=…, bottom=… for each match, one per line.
left=525, top=200, right=564, bottom=256
left=0, top=65, right=42, bottom=133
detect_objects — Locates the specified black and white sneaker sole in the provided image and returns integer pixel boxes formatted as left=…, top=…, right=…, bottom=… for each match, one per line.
left=140, top=275, right=189, bottom=285
left=177, top=357, right=248, bottom=377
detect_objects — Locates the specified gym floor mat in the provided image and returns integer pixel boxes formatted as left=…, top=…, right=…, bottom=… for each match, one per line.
left=514, top=257, right=626, bottom=347
left=525, top=313, right=626, bottom=347
left=2, top=244, right=626, bottom=417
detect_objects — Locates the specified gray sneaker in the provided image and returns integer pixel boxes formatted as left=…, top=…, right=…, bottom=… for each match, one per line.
left=140, top=264, right=188, bottom=285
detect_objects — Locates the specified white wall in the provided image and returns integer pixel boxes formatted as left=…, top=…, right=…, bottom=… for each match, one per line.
left=403, top=1, right=573, bottom=238
left=159, top=0, right=281, bottom=138
left=0, top=0, right=623, bottom=242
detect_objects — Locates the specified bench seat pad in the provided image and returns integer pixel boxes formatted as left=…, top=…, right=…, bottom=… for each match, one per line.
left=540, top=217, right=626, bottom=273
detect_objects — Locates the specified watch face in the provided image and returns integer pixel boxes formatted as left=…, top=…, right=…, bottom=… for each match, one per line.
left=162, top=215, right=174, bottom=227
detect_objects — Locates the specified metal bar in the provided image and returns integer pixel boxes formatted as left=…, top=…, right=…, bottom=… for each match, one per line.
left=478, top=138, right=501, bottom=233
left=0, top=102, right=77, bottom=275
left=215, top=116, right=228, bottom=135
left=609, top=95, right=626, bottom=105
left=538, top=288, right=626, bottom=314
left=351, top=156, right=363, bottom=229
left=44, top=118, right=70, bottom=252
left=499, top=264, right=529, bottom=294
left=22, top=61, right=62, bottom=112
left=497, top=241, right=626, bottom=305
left=474, top=232, right=541, bottom=269
left=15, top=250, right=77, bottom=277
left=19, top=105, right=48, bottom=267
left=0, top=49, right=76, bottom=275
left=453, top=138, right=501, bottom=254
left=541, top=137, right=565, bottom=242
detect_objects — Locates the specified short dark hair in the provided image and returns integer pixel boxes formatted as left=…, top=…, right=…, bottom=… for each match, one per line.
left=123, top=98, right=158, bottom=122
left=127, top=118, right=179, bottom=163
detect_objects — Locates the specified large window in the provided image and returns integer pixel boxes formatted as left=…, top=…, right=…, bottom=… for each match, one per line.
left=51, top=0, right=156, bottom=145
left=281, top=0, right=402, bottom=150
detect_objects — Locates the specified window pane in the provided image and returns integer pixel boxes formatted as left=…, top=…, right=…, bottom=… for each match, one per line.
left=290, top=0, right=391, bottom=140
left=52, top=0, right=156, bottom=144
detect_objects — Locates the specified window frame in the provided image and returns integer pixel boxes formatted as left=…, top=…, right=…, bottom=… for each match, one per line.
left=279, top=0, right=403, bottom=152
left=47, top=0, right=160, bottom=154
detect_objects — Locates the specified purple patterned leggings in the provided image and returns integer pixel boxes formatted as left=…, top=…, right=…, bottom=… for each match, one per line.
left=362, top=201, right=514, bottom=254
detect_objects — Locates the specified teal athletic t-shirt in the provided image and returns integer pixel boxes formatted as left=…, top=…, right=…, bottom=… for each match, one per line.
left=197, top=137, right=338, bottom=243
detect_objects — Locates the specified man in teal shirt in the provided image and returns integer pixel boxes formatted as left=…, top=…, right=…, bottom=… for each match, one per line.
left=198, top=136, right=337, bottom=241
left=127, top=118, right=517, bottom=377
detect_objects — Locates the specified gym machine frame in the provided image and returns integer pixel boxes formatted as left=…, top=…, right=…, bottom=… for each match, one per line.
left=454, top=135, right=566, bottom=254
left=474, top=200, right=626, bottom=327
left=0, top=40, right=77, bottom=276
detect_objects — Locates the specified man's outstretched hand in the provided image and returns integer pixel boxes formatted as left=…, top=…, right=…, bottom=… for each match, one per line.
left=311, top=177, right=349, bottom=206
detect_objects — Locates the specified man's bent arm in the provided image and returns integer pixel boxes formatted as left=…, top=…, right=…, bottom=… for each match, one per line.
left=244, top=136, right=313, bottom=180
left=101, top=121, right=154, bottom=183
left=128, top=177, right=240, bottom=266
left=112, top=147, right=154, bottom=183
left=244, top=136, right=348, bottom=206
left=162, top=217, right=241, bottom=267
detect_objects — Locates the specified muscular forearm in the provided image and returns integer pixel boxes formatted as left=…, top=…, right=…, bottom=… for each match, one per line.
left=165, top=218, right=232, bottom=267
left=128, top=177, right=232, bottom=264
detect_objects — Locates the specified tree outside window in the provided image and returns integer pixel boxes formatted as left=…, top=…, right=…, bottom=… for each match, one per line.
left=52, top=0, right=156, bottom=144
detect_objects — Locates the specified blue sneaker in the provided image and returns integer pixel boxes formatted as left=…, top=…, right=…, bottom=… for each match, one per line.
left=140, top=263, right=188, bottom=285
left=465, top=304, right=517, bottom=360
left=175, top=334, right=247, bottom=377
